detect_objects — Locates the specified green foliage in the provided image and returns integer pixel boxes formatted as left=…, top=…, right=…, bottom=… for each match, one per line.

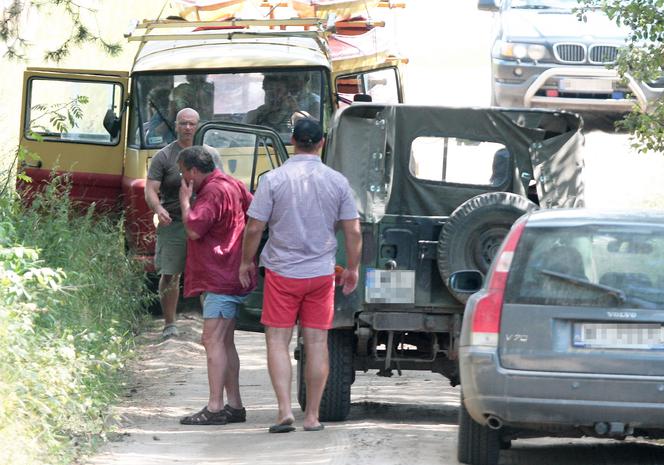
left=0, top=173, right=152, bottom=465
left=1, top=0, right=122, bottom=62
left=30, top=96, right=89, bottom=134
left=578, top=0, right=664, bottom=154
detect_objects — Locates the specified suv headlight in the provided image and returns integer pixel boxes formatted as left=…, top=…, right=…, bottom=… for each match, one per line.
left=493, top=41, right=548, bottom=61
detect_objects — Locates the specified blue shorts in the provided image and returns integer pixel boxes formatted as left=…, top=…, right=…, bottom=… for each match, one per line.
left=202, top=293, right=248, bottom=320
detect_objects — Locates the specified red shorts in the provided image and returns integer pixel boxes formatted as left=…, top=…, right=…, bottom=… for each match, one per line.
left=261, top=269, right=335, bottom=330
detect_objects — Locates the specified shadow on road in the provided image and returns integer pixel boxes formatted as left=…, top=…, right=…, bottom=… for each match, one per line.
left=500, top=439, right=664, bottom=465
left=349, top=400, right=458, bottom=424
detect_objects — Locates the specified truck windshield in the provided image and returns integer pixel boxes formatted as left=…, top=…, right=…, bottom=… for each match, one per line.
left=134, top=69, right=324, bottom=148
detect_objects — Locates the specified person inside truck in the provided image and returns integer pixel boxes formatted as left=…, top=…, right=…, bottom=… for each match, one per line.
left=145, top=107, right=200, bottom=339
left=286, top=73, right=320, bottom=120
left=245, top=74, right=301, bottom=134
left=144, top=87, right=174, bottom=145
left=184, top=74, right=214, bottom=123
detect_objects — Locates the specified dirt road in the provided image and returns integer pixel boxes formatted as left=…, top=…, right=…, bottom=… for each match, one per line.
left=86, top=313, right=664, bottom=465
left=86, top=313, right=459, bottom=465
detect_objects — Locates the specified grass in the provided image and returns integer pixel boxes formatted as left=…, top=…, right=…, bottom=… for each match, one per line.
left=0, top=165, right=153, bottom=465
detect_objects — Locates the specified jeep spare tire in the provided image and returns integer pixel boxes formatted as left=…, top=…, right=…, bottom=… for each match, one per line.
left=438, top=192, right=538, bottom=303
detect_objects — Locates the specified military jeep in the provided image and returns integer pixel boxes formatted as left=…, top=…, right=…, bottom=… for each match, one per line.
left=194, top=103, right=584, bottom=421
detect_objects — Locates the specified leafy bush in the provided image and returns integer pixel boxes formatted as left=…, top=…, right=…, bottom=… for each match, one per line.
left=0, top=173, right=151, bottom=465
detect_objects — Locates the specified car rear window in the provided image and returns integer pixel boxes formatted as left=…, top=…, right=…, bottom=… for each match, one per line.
left=504, top=224, right=664, bottom=307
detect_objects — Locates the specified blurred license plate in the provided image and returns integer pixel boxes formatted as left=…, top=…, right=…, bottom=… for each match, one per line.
left=573, top=323, right=664, bottom=350
left=559, top=78, right=613, bottom=92
left=365, top=269, right=415, bottom=304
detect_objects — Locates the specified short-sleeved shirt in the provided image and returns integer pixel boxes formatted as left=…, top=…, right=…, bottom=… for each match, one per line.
left=247, top=154, right=359, bottom=279
left=184, top=169, right=257, bottom=297
left=147, top=141, right=185, bottom=222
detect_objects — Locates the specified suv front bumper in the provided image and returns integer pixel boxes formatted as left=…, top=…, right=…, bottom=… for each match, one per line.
left=492, top=59, right=663, bottom=113
left=460, top=347, right=664, bottom=430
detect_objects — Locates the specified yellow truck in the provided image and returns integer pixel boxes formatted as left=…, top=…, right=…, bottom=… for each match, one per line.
left=18, top=1, right=405, bottom=269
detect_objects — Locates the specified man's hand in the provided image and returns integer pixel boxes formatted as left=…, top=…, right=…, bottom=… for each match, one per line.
left=339, top=267, right=359, bottom=295
left=155, top=206, right=172, bottom=226
left=180, top=179, right=193, bottom=204
left=239, top=261, right=256, bottom=289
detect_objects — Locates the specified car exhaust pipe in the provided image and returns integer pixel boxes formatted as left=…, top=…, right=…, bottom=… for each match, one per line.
left=486, top=415, right=503, bottom=430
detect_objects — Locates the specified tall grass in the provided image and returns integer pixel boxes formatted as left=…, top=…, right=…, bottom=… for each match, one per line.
left=0, top=169, right=152, bottom=465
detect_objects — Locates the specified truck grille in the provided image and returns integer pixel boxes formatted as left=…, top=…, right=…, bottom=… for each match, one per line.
left=589, top=45, right=618, bottom=64
left=554, top=43, right=585, bottom=63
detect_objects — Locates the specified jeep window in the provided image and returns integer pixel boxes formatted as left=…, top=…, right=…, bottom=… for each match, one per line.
left=336, top=67, right=400, bottom=109
left=134, top=69, right=325, bottom=148
left=25, top=78, right=123, bottom=145
left=505, top=226, right=664, bottom=307
left=409, top=137, right=510, bottom=186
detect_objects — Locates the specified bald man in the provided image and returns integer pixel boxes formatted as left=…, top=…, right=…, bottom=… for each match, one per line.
left=145, top=108, right=200, bottom=338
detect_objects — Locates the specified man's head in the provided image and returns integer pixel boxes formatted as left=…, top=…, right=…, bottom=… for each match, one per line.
left=291, top=117, right=324, bottom=153
left=178, top=145, right=215, bottom=191
left=175, top=108, right=200, bottom=147
left=262, top=75, right=289, bottom=107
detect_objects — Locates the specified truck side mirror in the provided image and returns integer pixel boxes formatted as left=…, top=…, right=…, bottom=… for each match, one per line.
left=103, top=109, right=121, bottom=139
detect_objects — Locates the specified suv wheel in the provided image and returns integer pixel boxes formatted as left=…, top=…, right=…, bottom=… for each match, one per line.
left=438, top=192, right=538, bottom=302
left=457, top=396, right=500, bottom=465
left=297, top=329, right=354, bottom=421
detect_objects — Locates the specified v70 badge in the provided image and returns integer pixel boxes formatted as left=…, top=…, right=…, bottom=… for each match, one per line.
left=505, top=334, right=529, bottom=342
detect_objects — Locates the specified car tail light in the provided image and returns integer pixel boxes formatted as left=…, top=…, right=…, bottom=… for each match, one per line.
left=470, top=219, right=527, bottom=346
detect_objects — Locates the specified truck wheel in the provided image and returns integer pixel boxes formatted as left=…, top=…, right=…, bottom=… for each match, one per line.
left=438, top=192, right=538, bottom=303
left=297, top=329, right=354, bottom=421
left=458, top=396, right=500, bottom=465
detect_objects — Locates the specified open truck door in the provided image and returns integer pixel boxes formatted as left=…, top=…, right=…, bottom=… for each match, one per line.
left=194, top=121, right=289, bottom=332
left=18, top=68, right=129, bottom=212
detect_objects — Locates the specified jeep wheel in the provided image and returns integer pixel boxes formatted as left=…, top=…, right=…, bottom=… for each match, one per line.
left=438, top=192, right=538, bottom=302
left=297, top=329, right=354, bottom=421
left=457, top=395, right=500, bottom=465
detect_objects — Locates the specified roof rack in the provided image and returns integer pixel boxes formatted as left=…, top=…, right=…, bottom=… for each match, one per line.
left=125, top=1, right=401, bottom=72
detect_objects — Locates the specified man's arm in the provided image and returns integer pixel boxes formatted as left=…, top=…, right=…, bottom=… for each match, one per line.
left=179, top=179, right=200, bottom=240
left=339, top=218, right=362, bottom=295
left=145, top=179, right=172, bottom=226
left=238, top=217, right=267, bottom=289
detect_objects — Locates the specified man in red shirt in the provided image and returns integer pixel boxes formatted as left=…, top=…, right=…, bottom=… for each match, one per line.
left=177, top=145, right=257, bottom=425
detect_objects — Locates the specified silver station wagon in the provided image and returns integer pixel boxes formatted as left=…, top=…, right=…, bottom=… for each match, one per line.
left=451, top=209, right=664, bottom=465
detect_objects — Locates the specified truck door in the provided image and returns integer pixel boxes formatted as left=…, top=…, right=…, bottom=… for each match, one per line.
left=194, top=122, right=289, bottom=332
left=18, top=68, right=129, bottom=212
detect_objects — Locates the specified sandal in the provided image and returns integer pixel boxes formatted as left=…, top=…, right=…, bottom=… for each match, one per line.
left=162, top=324, right=179, bottom=339
left=180, top=406, right=227, bottom=425
left=224, top=404, right=246, bottom=423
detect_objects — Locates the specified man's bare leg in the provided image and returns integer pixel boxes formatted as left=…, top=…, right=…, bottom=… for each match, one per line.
left=202, top=317, right=225, bottom=412
left=301, top=327, right=328, bottom=429
left=265, top=326, right=295, bottom=425
left=159, top=273, right=180, bottom=328
left=221, top=319, right=243, bottom=409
